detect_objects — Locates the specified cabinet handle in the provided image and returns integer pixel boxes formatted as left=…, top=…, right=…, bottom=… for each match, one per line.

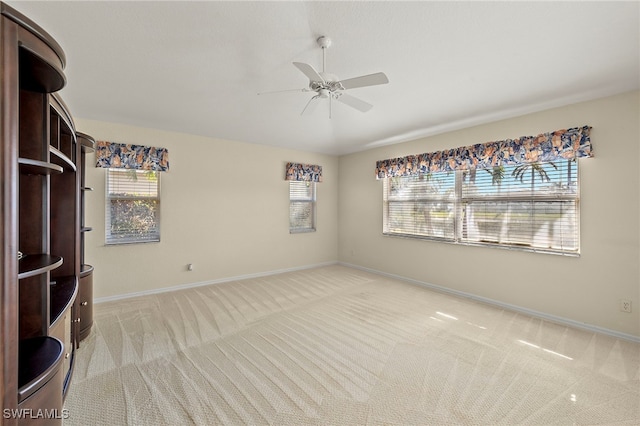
left=65, top=353, right=70, bottom=359
left=81, top=301, right=88, bottom=306
left=74, top=318, right=81, bottom=323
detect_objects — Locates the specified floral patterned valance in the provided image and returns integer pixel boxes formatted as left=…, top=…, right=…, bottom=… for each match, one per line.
left=285, top=162, right=323, bottom=182
left=375, top=125, right=592, bottom=179
left=96, top=141, right=169, bottom=172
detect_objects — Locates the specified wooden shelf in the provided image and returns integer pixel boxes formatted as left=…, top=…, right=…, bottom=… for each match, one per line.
left=18, top=336, right=64, bottom=403
left=1, top=4, right=65, bottom=93
left=80, top=264, right=94, bottom=277
left=18, top=157, right=63, bottom=175
left=18, top=44, right=65, bottom=94
left=50, top=146, right=76, bottom=171
left=77, top=132, right=95, bottom=152
left=49, top=276, right=77, bottom=326
left=18, top=254, right=63, bottom=279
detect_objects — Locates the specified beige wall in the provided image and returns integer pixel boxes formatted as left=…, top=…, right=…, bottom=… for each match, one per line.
left=76, top=90, right=639, bottom=338
left=76, top=119, right=339, bottom=299
left=338, top=91, right=639, bottom=338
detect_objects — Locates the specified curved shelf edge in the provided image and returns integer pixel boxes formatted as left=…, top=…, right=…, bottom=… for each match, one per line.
left=49, top=146, right=76, bottom=172
left=18, top=336, right=64, bottom=403
left=1, top=3, right=66, bottom=68
left=2, top=4, right=66, bottom=93
left=19, top=157, right=63, bottom=175
left=18, top=254, right=63, bottom=279
left=77, top=131, right=96, bottom=152
left=80, top=264, right=94, bottom=277
left=18, top=43, right=65, bottom=93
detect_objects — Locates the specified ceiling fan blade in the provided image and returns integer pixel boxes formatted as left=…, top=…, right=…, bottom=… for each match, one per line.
left=258, top=88, right=310, bottom=95
left=339, top=72, right=389, bottom=90
left=301, top=95, right=320, bottom=115
left=336, top=93, right=373, bottom=112
left=293, top=62, right=325, bottom=83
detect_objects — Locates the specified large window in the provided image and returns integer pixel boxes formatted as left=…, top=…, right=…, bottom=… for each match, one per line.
left=106, top=169, right=160, bottom=244
left=289, top=181, right=316, bottom=233
left=383, top=160, right=579, bottom=255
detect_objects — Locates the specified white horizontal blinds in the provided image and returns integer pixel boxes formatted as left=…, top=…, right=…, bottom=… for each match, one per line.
left=461, top=201, right=578, bottom=250
left=383, top=172, right=456, bottom=240
left=460, top=160, right=579, bottom=252
left=461, top=160, right=577, bottom=199
left=290, top=181, right=316, bottom=232
left=106, top=169, right=160, bottom=244
left=107, top=169, right=159, bottom=197
left=383, top=160, right=579, bottom=254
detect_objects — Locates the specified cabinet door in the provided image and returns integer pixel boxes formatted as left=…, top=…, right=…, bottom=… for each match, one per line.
left=78, top=268, right=93, bottom=341
left=48, top=312, right=71, bottom=381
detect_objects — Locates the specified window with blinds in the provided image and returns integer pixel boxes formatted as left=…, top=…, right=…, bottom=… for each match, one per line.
left=106, top=169, right=160, bottom=244
left=383, top=160, right=579, bottom=255
left=290, top=181, right=316, bottom=233
left=383, top=171, right=456, bottom=240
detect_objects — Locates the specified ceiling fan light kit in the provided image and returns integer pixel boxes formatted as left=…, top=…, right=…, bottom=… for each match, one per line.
left=259, top=35, right=389, bottom=118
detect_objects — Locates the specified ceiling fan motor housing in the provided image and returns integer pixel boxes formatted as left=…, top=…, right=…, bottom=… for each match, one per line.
left=310, top=76, right=344, bottom=94
left=317, top=36, right=332, bottom=49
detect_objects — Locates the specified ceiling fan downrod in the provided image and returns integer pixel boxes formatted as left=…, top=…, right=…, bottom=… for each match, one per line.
left=317, top=36, right=331, bottom=73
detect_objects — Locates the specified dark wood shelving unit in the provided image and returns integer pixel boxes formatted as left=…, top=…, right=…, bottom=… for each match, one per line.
left=76, top=132, right=96, bottom=345
left=2, top=2, right=94, bottom=423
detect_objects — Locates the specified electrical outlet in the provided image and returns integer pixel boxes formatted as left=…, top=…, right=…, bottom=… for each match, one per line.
left=620, top=299, right=632, bottom=313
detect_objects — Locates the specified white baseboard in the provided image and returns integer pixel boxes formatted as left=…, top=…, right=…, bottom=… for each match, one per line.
left=94, top=261, right=338, bottom=304
left=339, top=262, right=640, bottom=343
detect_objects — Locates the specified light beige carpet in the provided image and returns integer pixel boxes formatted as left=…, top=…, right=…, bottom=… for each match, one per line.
left=64, top=265, right=639, bottom=425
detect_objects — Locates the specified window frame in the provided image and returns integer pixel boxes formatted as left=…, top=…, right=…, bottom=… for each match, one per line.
left=383, top=160, right=580, bottom=256
left=289, top=180, right=317, bottom=233
left=105, top=169, right=161, bottom=245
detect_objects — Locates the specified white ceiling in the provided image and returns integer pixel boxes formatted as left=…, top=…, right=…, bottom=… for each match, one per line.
left=8, top=1, right=639, bottom=156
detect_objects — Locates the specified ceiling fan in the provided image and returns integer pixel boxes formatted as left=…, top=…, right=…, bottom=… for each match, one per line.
left=259, top=36, right=389, bottom=117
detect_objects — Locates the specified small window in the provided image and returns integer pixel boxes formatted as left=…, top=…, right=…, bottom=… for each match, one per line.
left=106, top=169, right=160, bottom=244
left=289, top=181, right=316, bottom=233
